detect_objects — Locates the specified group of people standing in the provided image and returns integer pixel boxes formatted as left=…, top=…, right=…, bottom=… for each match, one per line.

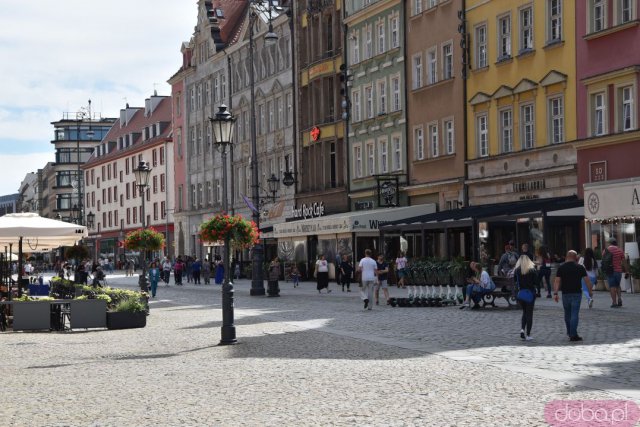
left=145, top=255, right=226, bottom=298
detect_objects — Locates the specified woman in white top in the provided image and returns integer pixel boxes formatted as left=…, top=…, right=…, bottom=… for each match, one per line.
left=315, top=255, right=331, bottom=294
left=395, top=252, right=408, bottom=288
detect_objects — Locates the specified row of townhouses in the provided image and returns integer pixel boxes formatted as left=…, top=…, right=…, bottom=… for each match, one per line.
left=17, top=0, right=640, bottom=275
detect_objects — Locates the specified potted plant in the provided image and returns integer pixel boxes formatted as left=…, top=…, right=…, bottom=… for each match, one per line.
left=106, top=296, right=148, bottom=330
left=12, top=295, right=54, bottom=331
left=70, top=294, right=109, bottom=329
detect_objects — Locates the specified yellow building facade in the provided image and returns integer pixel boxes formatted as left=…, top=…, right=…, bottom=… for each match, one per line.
left=465, top=0, right=578, bottom=204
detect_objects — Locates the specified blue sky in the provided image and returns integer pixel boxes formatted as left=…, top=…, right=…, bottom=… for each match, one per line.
left=0, top=0, right=195, bottom=194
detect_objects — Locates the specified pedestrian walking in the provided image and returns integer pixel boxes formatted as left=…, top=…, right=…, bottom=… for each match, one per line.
left=290, top=265, right=300, bottom=288
left=234, top=261, right=241, bottom=280
left=192, top=258, right=202, bottom=284
left=127, top=259, right=135, bottom=277
left=339, top=255, right=353, bottom=292
left=202, top=258, right=211, bottom=285
left=186, top=257, right=194, bottom=283
left=514, top=255, right=538, bottom=341
left=214, top=255, right=224, bottom=285
left=602, top=238, right=627, bottom=308
left=374, top=255, right=390, bottom=305
left=174, top=257, right=184, bottom=285
left=536, top=245, right=553, bottom=298
left=162, top=258, right=172, bottom=286
left=578, top=248, right=597, bottom=308
left=315, top=255, right=330, bottom=293
left=395, top=251, right=408, bottom=288
left=553, top=250, right=593, bottom=342
left=148, top=262, right=161, bottom=298
left=357, top=249, right=377, bottom=310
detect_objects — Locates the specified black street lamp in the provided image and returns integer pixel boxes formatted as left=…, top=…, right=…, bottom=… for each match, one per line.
left=209, top=104, right=237, bottom=345
left=133, top=160, right=152, bottom=292
left=248, top=0, right=281, bottom=296
left=266, top=173, right=280, bottom=202
left=86, top=211, right=95, bottom=229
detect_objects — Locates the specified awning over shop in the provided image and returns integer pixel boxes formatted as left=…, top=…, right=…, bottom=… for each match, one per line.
left=381, top=196, right=583, bottom=232
left=273, top=204, right=436, bottom=239
left=583, top=177, right=640, bottom=222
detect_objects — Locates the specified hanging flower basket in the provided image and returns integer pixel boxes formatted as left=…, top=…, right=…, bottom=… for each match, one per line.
left=199, top=214, right=260, bottom=249
left=124, top=227, right=165, bottom=251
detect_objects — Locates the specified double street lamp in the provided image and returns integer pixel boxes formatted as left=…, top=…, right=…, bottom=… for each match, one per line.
left=133, top=161, right=152, bottom=292
left=209, top=104, right=237, bottom=345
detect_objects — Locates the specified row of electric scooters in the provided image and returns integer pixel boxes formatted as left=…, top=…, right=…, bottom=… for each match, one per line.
left=388, top=284, right=465, bottom=307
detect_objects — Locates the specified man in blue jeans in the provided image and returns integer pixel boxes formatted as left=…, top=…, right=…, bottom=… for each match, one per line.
left=554, top=250, right=593, bottom=342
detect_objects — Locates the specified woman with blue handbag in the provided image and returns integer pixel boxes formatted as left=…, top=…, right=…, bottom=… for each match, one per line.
left=514, top=255, right=538, bottom=341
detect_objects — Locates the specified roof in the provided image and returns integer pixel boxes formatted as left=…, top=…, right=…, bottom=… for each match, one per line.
left=83, top=96, right=172, bottom=167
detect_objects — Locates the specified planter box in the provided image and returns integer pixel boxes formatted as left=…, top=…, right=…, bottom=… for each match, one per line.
left=12, top=301, right=51, bottom=331
left=106, top=311, right=146, bottom=330
left=70, top=300, right=107, bottom=329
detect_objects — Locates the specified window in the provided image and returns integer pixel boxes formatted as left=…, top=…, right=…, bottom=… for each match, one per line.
left=592, top=0, right=606, bottom=32
left=133, top=207, right=137, bottom=224
left=520, top=104, right=535, bottom=150
left=391, top=76, right=401, bottom=111
left=258, top=104, right=265, bottom=134
left=215, top=180, right=221, bottom=203
left=475, top=24, right=488, bottom=68
left=352, top=89, right=362, bottom=122
left=153, top=203, right=158, bottom=221
left=390, top=16, right=399, bottom=48
left=442, top=43, right=453, bottom=80
left=152, top=149, right=157, bottom=167
left=198, top=184, right=203, bottom=208
left=191, top=185, right=196, bottom=209
left=197, top=84, right=202, bottom=109
left=365, top=85, right=374, bottom=119
left=378, top=80, right=387, bottom=114
left=190, top=87, right=195, bottom=111
left=428, top=0, right=438, bottom=8
left=379, top=139, right=388, bottom=174
left=205, top=81, right=211, bottom=105
left=160, top=173, right=166, bottom=192
left=428, top=123, right=439, bottom=158
left=412, top=54, right=423, bottom=89
left=267, top=100, right=274, bottom=133
left=161, top=201, right=166, bottom=219
left=365, top=25, right=373, bottom=59
left=177, top=185, right=183, bottom=211
left=592, top=92, right=606, bottom=136
left=392, top=136, right=402, bottom=171
left=221, top=74, right=227, bottom=100
left=500, top=109, right=513, bottom=153
left=377, top=22, right=385, bottom=55
left=498, top=15, right=512, bottom=59
left=276, top=97, right=283, bottom=129
left=619, top=0, right=634, bottom=23
left=427, top=48, right=437, bottom=84
left=352, top=32, right=360, bottom=64
left=354, top=145, right=363, bottom=178
left=177, top=128, right=183, bottom=159
left=159, top=147, right=165, bottom=165
left=413, top=0, right=423, bottom=15
left=547, top=0, right=562, bottom=43
left=286, top=93, right=293, bottom=126
left=206, top=181, right=212, bottom=206
left=520, top=6, right=533, bottom=51
left=126, top=208, right=131, bottom=225
left=549, top=96, right=564, bottom=144
left=477, top=114, right=489, bottom=157
left=414, top=127, right=424, bottom=160
left=620, top=86, right=635, bottom=131
left=366, top=143, right=375, bottom=175
left=444, top=119, right=455, bottom=155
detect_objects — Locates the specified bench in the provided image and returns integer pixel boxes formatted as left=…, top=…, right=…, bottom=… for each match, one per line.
left=469, top=276, right=517, bottom=308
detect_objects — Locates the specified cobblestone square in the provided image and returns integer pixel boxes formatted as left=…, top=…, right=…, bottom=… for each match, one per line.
left=1, top=275, right=639, bottom=426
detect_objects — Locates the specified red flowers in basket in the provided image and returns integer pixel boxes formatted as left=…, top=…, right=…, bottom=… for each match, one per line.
left=199, top=214, right=260, bottom=248
left=124, top=227, right=165, bottom=251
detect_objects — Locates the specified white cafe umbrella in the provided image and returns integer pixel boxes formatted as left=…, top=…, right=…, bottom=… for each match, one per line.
left=0, top=213, right=87, bottom=297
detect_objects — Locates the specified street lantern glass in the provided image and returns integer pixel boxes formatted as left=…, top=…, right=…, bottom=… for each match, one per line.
left=264, top=29, right=278, bottom=46
left=133, top=161, right=152, bottom=188
left=86, top=211, right=95, bottom=229
left=267, top=173, right=280, bottom=194
left=210, top=104, right=235, bottom=147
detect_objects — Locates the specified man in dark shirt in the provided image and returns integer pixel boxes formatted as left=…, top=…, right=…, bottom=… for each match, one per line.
left=554, top=250, right=593, bottom=342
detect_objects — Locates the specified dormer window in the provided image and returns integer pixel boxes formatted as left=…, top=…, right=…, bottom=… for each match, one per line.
left=215, top=8, right=224, bottom=18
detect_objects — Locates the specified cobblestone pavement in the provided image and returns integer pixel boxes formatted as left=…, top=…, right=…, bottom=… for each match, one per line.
left=1, top=273, right=638, bottom=426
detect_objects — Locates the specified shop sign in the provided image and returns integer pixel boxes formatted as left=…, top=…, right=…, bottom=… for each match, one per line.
left=290, top=202, right=325, bottom=220
left=589, top=161, right=607, bottom=183
left=377, top=176, right=399, bottom=207
left=584, top=179, right=640, bottom=220
left=354, top=200, right=374, bottom=211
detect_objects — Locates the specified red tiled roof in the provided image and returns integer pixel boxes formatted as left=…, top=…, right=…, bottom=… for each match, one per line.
left=213, top=0, right=249, bottom=45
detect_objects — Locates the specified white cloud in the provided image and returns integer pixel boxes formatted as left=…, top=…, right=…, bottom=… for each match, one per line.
left=0, top=153, right=54, bottom=195
left=0, top=0, right=196, bottom=154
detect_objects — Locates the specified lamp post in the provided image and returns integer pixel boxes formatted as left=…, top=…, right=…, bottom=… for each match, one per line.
left=133, top=160, right=152, bottom=292
left=209, top=104, right=237, bottom=345
left=248, top=0, right=280, bottom=296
